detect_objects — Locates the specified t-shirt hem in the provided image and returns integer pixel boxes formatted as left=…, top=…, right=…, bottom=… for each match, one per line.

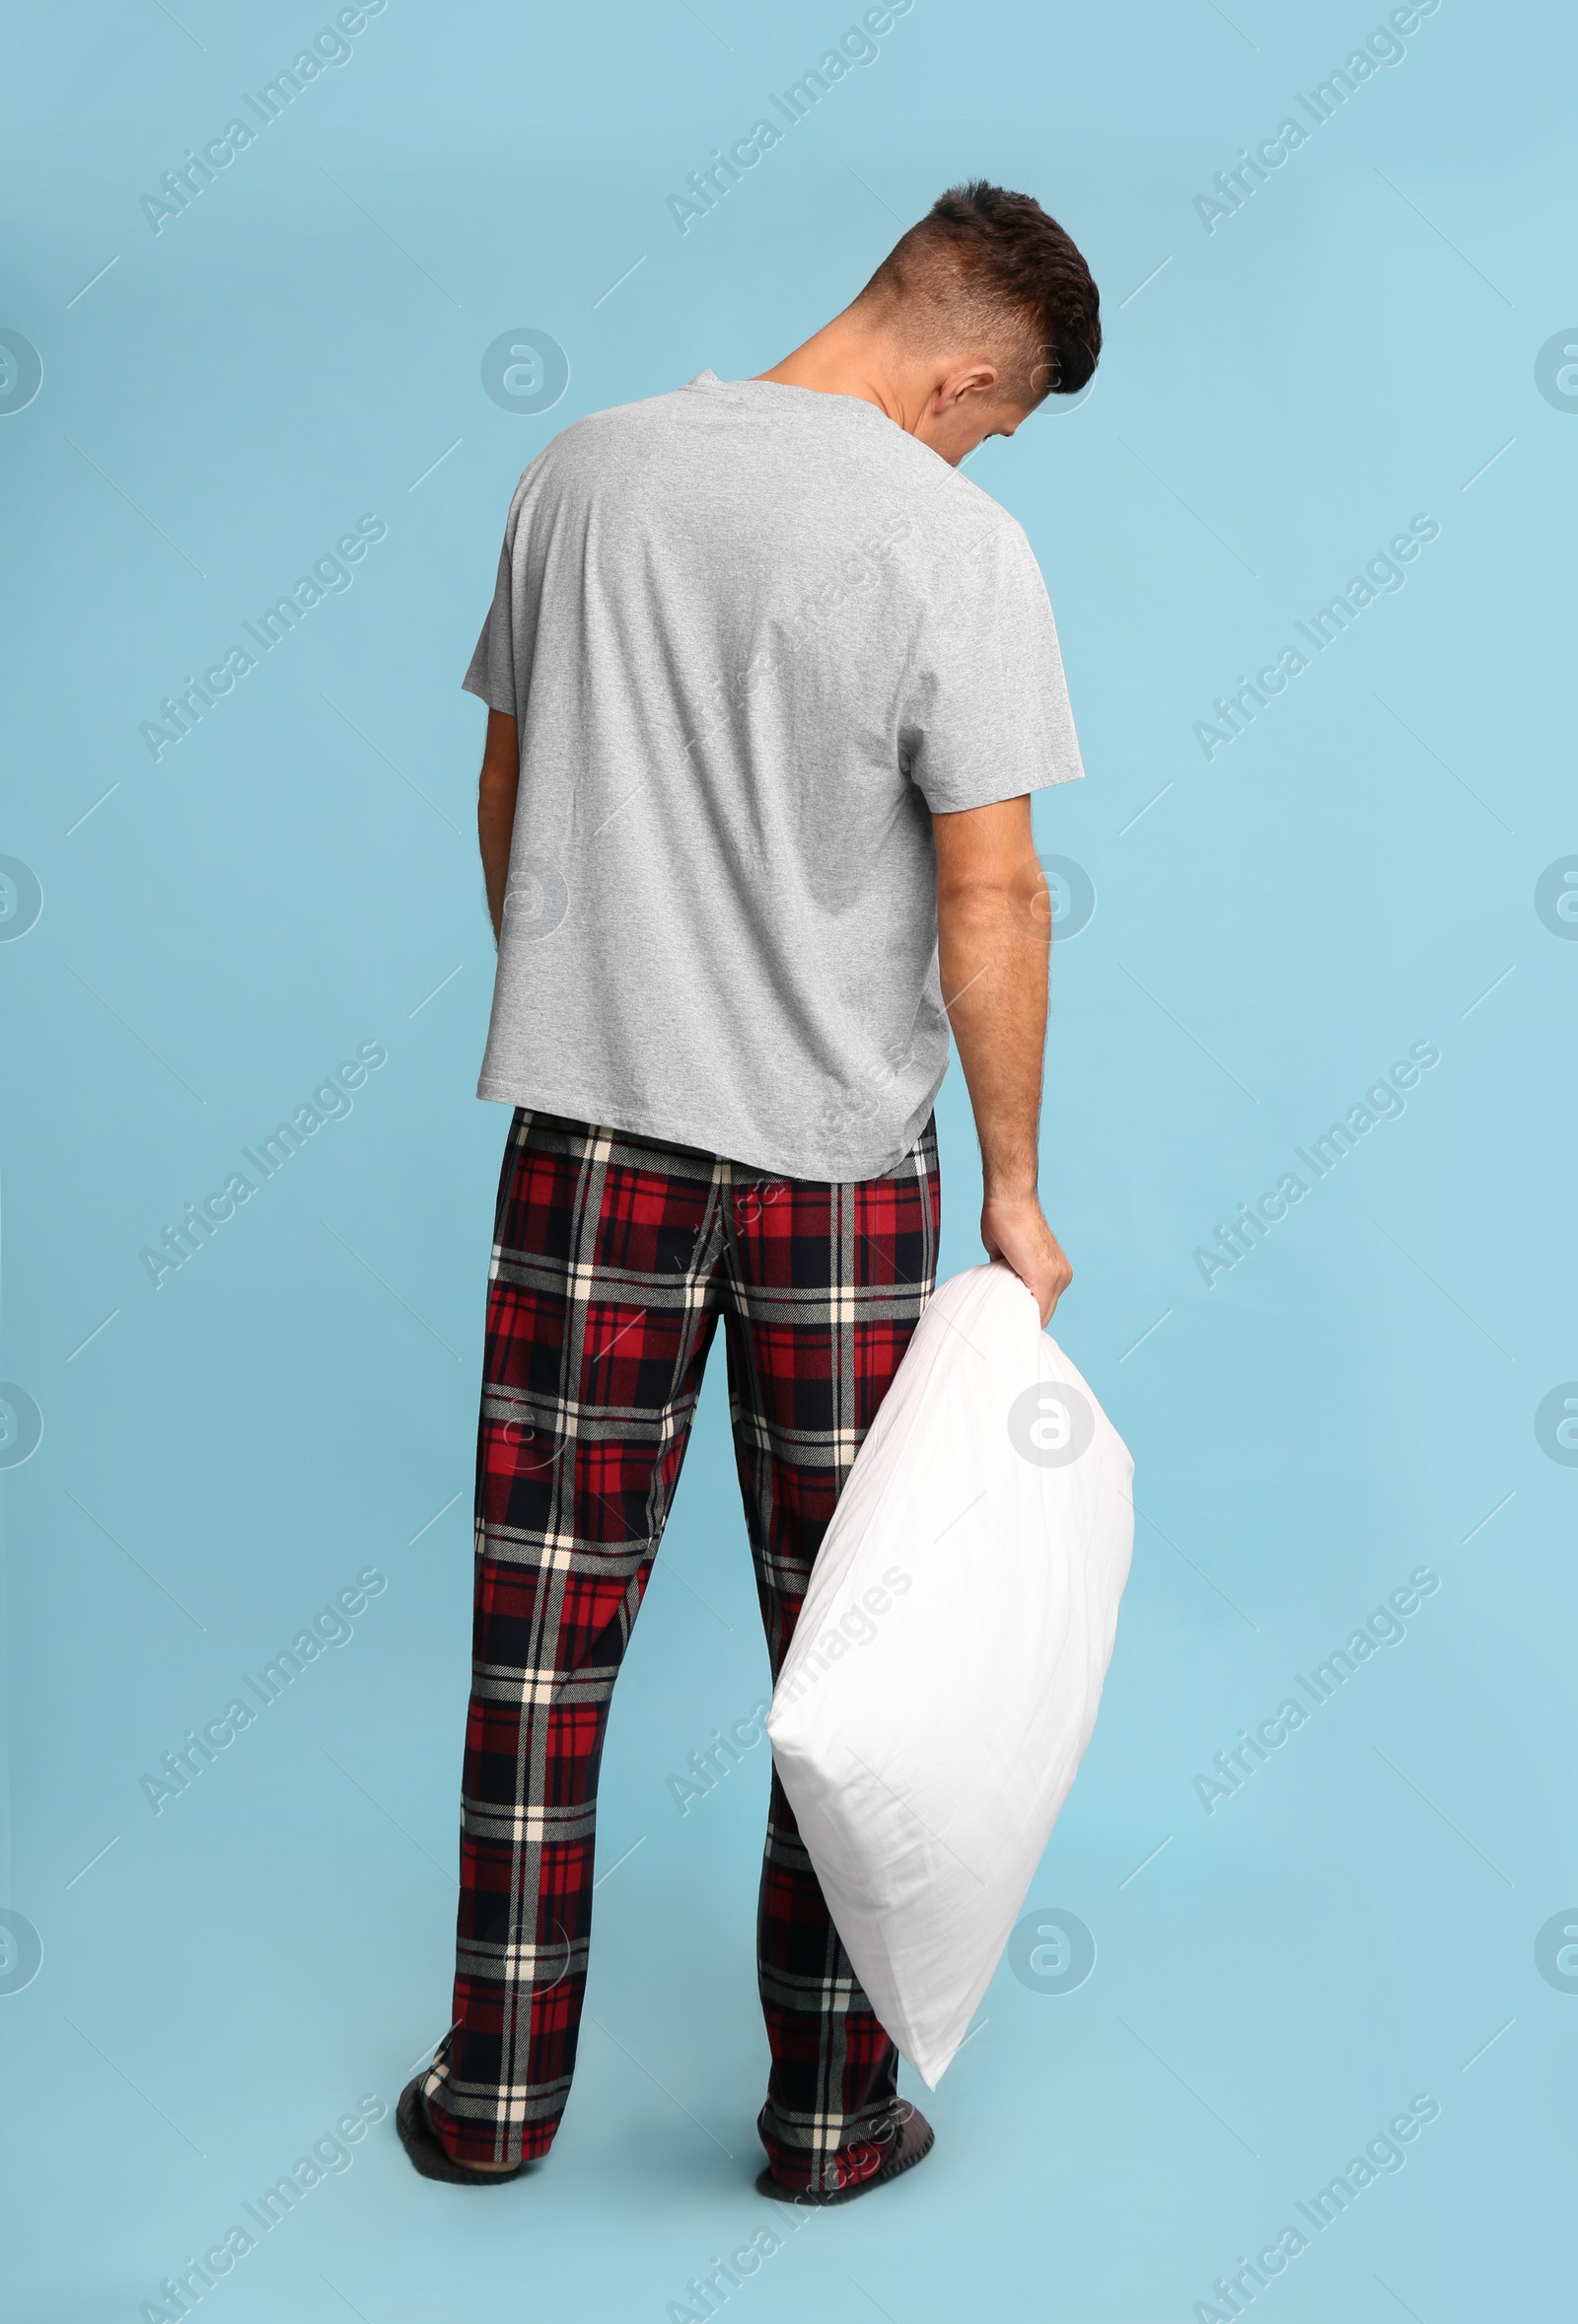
left=475, top=1073, right=944, bottom=1184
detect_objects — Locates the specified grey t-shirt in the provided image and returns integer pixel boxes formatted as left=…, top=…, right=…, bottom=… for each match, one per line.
left=464, top=369, right=1085, bottom=1182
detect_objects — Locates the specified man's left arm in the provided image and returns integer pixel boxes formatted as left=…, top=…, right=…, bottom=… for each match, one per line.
left=477, top=709, right=520, bottom=944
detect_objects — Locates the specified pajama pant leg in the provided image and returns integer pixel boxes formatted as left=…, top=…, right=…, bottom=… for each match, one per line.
left=424, top=1111, right=726, bottom=2165
left=719, top=1121, right=941, bottom=2195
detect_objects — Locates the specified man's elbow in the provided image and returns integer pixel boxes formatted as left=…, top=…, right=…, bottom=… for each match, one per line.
left=937, top=854, right=1048, bottom=929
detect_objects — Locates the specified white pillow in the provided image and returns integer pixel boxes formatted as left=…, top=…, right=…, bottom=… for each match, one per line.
left=765, top=1262, right=1134, bottom=2087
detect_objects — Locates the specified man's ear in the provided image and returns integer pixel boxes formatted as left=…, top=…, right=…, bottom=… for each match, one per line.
left=935, top=360, right=1002, bottom=412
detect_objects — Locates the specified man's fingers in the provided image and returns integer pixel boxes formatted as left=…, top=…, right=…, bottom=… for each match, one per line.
left=979, top=1199, right=1071, bottom=1329
left=1039, top=1257, right=1070, bottom=1326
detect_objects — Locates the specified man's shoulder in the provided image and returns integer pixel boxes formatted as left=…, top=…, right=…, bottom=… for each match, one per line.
left=937, top=465, right=1032, bottom=554
left=873, top=460, right=1036, bottom=605
left=533, top=381, right=708, bottom=462
left=501, top=385, right=699, bottom=512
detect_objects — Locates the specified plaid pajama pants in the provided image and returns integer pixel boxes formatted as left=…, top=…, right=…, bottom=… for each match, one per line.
left=422, top=1106, right=940, bottom=2193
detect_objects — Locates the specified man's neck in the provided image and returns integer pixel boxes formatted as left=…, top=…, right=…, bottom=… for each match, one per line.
left=755, top=321, right=911, bottom=427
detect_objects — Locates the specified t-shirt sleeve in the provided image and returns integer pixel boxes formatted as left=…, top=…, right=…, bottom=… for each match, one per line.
left=461, top=526, right=519, bottom=715
left=900, top=518, right=1085, bottom=814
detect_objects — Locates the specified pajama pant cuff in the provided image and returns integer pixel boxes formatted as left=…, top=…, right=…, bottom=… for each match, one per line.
left=422, top=2081, right=559, bottom=2168
left=755, top=2097, right=913, bottom=2195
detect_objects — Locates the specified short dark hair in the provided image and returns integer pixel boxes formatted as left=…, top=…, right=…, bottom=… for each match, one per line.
left=853, top=181, right=1101, bottom=406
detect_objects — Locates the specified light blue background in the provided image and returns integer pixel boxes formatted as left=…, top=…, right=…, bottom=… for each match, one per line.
left=3, top=0, right=1574, bottom=2316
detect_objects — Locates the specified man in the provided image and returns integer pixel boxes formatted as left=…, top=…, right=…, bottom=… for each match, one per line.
left=398, top=181, right=1100, bottom=2202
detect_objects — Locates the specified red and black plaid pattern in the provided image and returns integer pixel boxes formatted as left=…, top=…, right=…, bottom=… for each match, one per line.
left=422, top=1107, right=939, bottom=2193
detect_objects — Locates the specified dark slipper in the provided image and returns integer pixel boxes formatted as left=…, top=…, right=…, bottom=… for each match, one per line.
left=396, top=2074, right=532, bottom=2186
left=755, top=2104, right=934, bottom=2206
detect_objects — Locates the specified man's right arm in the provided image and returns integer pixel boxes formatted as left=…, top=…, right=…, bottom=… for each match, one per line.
left=932, top=794, right=1072, bottom=1324
left=477, top=709, right=520, bottom=943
